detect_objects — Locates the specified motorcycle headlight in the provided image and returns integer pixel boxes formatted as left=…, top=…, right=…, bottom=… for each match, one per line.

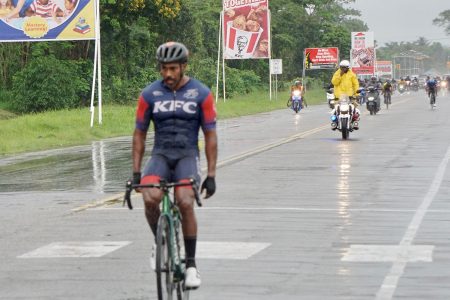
left=368, top=96, right=375, bottom=100
left=340, top=104, right=349, bottom=112
left=399, top=85, right=404, bottom=88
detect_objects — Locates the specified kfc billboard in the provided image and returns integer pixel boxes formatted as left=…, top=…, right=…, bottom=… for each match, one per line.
left=0, top=0, right=95, bottom=42
left=223, top=0, right=270, bottom=59
left=350, top=32, right=375, bottom=75
left=304, top=47, right=339, bottom=70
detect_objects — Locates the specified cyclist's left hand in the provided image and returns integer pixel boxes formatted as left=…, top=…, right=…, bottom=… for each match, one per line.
left=132, top=172, right=141, bottom=193
left=201, top=176, right=216, bottom=198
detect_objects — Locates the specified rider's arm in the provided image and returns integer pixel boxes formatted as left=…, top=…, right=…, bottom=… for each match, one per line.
left=132, top=128, right=147, bottom=173
left=351, top=74, right=359, bottom=96
left=331, top=70, right=342, bottom=87
left=204, top=130, right=217, bottom=177
left=133, top=95, right=152, bottom=173
left=201, top=92, right=218, bottom=177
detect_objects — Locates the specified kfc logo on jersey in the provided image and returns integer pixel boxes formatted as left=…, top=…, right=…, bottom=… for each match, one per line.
left=153, top=100, right=197, bottom=114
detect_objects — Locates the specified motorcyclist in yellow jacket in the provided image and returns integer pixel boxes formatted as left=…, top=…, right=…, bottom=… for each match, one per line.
left=332, top=60, right=360, bottom=103
left=330, top=60, right=360, bottom=130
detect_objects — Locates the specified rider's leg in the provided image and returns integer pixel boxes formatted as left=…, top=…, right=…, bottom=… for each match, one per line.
left=174, top=156, right=202, bottom=270
left=174, top=156, right=202, bottom=288
left=141, top=154, right=170, bottom=238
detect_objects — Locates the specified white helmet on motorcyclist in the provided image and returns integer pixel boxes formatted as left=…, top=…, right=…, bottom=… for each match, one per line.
left=339, top=60, right=350, bottom=68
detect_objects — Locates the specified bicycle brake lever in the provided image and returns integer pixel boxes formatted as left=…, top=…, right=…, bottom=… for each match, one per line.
left=124, top=179, right=133, bottom=210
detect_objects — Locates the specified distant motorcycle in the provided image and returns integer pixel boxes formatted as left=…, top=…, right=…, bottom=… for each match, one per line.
left=287, top=90, right=303, bottom=113
left=326, top=87, right=335, bottom=109
left=357, top=87, right=366, bottom=105
left=398, top=83, right=406, bottom=94
left=366, top=86, right=380, bottom=115
left=440, top=81, right=448, bottom=97
left=411, top=81, right=419, bottom=92
left=330, top=96, right=358, bottom=140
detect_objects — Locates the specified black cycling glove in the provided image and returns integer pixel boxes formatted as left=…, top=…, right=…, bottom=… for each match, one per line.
left=132, top=172, right=141, bottom=191
left=201, top=176, right=216, bottom=198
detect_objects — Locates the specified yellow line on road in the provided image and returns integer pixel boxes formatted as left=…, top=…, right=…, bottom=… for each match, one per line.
left=72, top=124, right=329, bottom=212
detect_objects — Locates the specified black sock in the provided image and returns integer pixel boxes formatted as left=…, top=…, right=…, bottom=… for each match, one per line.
left=184, top=236, right=197, bottom=268
left=150, top=223, right=158, bottom=240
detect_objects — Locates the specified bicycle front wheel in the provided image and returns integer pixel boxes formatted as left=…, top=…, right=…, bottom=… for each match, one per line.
left=156, top=216, right=177, bottom=300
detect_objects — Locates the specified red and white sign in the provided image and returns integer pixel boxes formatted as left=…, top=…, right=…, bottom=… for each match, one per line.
left=223, top=0, right=270, bottom=59
left=351, top=32, right=375, bottom=75
left=304, top=47, right=339, bottom=69
left=376, top=61, right=393, bottom=77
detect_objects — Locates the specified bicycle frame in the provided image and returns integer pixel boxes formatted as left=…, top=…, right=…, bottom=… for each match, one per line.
left=123, top=178, right=202, bottom=288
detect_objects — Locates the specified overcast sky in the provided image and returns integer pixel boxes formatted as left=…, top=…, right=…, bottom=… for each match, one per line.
left=347, top=0, right=450, bottom=47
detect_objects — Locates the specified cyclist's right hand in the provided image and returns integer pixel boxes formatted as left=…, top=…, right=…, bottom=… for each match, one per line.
left=133, top=172, right=141, bottom=192
left=201, top=176, right=216, bottom=199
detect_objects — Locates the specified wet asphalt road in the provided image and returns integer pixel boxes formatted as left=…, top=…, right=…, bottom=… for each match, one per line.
left=1, top=91, right=450, bottom=299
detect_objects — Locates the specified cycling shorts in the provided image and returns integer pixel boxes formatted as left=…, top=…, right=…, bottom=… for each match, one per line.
left=142, top=153, right=201, bottom=187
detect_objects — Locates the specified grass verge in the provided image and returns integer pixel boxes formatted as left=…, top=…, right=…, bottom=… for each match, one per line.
left=0, top=88, right=326, bottom=156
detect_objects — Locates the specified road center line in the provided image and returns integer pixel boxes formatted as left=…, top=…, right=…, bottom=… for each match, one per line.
left=376, top=144, right=450, bottom=300
left=73, top=124, right=329, bottom=212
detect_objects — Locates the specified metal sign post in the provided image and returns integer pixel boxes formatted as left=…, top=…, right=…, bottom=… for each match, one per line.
left=270, top=59, right=282, bottom=101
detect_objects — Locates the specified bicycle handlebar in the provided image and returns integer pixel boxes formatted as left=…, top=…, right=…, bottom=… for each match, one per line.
left=123, top=178, right=202, bottom=210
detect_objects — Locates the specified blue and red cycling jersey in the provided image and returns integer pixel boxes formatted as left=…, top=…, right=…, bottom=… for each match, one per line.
left=135, top=78, right=216, bottom=156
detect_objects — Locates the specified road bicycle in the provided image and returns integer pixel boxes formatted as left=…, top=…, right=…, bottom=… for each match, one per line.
left=124, top=178, right=202, bottom=300
left=383, top=90, right=391, bottom=110
left=429, top=90, right=437, bottom=110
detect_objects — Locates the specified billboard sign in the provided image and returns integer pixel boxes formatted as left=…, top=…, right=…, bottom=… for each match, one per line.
left=304, top=47, right=339, bottom=69
left=351, top=32, right=375, bottom=75
left=223, top=0, right=270, bottom=59
left=376, top=61, right=393, bottom=77
left=0, top=0, right=96, bottom=42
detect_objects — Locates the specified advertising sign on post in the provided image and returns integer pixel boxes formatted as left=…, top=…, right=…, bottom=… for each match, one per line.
left=270, top=59, right=282, bottom=74
left=223, top=0, right=270, bottom=59
left=304, top=47, right=339, bottom=69
left=350, top=32, right=375, bottom=75
left=376, top=61, right=393, bottom=78
left=0, top=0, right=96, bottom=42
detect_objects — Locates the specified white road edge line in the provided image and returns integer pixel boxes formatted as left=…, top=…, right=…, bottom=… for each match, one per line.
left=376, top=145, right=450, bottom=300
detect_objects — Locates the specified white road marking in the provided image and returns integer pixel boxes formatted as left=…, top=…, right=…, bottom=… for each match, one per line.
left=196, top=242, right=270, bottom=260
left=342, top=245, right=434, bottom=262
left=376, top=145, right=450, bottom=300
left=18, top=241, right=131, bottom=258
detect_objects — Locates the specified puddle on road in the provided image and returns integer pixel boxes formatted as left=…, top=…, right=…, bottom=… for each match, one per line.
left=0, top=137, right=143, bottom=194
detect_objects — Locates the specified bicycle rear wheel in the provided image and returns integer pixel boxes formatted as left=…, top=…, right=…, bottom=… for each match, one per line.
left=156, top=216, right=179, bottom=300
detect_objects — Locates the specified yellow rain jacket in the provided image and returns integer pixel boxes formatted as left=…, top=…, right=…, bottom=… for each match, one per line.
left=331, top=68, right=359, bottom=99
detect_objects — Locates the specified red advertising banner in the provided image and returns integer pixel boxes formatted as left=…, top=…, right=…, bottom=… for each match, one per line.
left=376, top=61, right=393, bottom=77
left=223, top=0, right=270, bottom=59
left=351, top=32, right=375, bottom=75
left=304, top=47, right=339, bottom=69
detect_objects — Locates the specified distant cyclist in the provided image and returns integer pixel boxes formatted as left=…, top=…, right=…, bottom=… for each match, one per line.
left=426, top=76, right=438, bottom=107
left=132, top=41, right=218, bottom=289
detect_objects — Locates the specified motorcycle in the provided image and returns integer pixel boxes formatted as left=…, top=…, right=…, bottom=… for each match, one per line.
left=326, top=87, right=335, bottom=109
left=287, top=90, right=303, bottom=113
left=398, top=83, right=406, bottom=94
left=366, top=86, right=380, bottom=115
left=330, top=96, right=358, bottom=140
left=440, top=81, right=448, bottom=97
left=411, top=81, right=419, bottom=92
left=357, top=87, right=366, bottom=105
